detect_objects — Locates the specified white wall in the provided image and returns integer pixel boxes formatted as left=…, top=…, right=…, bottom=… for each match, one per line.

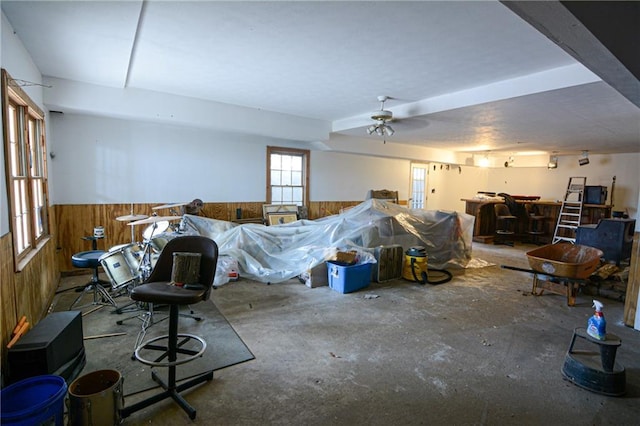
left=486, top=153, right=640, bottom=217
left=41, top=110, right=640, bottom=222
left=425, top=164, right=489, bottom=212
left=311, top=151, right=409, bottom=201
left=50, top=113, right=270, bottom=203
left=50, top=113, right=414, bottom=204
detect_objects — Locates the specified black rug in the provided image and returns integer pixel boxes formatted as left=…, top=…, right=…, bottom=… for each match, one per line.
left=52, top=287, right=254, bottom=396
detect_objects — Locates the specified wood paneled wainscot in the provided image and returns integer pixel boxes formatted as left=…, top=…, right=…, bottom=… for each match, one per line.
left=462, top=199, right=612, bottom=244
left=1, top=230, right=59, bottom=375
left=54, top=200, right=378, bottom=272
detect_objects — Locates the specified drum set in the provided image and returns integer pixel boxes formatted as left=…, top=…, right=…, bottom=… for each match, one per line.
left=99, top=202, right=189, bottom=292
left=99, top=202, right=193, bottom=352
left=99, top=216, right=178, bottom=291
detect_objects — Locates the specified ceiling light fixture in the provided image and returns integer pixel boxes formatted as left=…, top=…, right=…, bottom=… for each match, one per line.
left=578, top=150, right=589, bottom=166
left=367, top=120, right=394, bottom=136
left=548, top=154, right=558, bottom=169
left=367, top=96, right=395, bottom=140
left=477, top=153, right=490, bottom=168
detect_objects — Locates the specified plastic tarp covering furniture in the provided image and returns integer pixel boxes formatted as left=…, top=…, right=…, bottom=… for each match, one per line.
left=180, top=199, right=474, bottom=285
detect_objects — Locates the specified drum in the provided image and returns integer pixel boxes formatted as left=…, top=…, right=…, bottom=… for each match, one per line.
left=109, top=242, right=143, bottom=269
left=99, top=245, right=140, bottom=290
left=67, top=369, right=123, bottom=426
left=148, top=232, right=179, bottom=252
left=142, top=221, right=169, bottom=242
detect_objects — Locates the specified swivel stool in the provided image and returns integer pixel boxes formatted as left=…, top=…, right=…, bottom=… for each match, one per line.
left=120, top=236, right=218, bottom=420
left=70, top=236, right=117, bottom=310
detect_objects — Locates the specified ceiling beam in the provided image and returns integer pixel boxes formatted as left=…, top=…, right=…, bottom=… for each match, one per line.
left=44, top=77, right=331, bottom=143
left=332, top=63, right=599, bottom=132
left=501, top=0, right=640, bottom=108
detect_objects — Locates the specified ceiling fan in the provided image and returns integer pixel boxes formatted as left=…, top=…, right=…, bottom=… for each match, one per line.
left=366, top=96, right=395, bottom=141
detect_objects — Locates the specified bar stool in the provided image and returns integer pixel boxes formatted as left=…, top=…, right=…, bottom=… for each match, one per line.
left=69, top=236, right=117, bottom=310
left=494, top=204, right=517, bottom=246
left=120, top=236, right=218, bottom=420
left=525, top=204, right=547, bottom=245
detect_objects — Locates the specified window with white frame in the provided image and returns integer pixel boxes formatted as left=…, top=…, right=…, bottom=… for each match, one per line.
left=267, top=146, right=309, bottom=206
left=2, top=69, right=50, bottom=268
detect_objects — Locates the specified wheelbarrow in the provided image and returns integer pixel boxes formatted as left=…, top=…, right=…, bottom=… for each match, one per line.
left=501, top=243, right=603, bottom=306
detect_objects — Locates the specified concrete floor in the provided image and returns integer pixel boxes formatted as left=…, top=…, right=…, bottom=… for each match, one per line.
left=60, top=243, right=640, bottom=425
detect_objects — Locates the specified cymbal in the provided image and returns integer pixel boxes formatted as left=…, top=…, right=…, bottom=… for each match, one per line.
left=152, top=202, right=189, bottom=211
left=128, top=215, right=182, bottom=226
left=116, top=214, right=148, bottom=222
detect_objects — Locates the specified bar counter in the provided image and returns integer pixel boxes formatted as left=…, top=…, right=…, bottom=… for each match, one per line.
left=462, top=198, right=612, bottom=244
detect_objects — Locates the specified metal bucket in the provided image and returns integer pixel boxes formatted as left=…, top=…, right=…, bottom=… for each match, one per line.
left=68, top=369, right=124, bottom=426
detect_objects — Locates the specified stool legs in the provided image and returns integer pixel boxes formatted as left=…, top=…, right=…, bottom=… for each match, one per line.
left=528, top=217, right=546, bottom=245
left=70, top=266, right=118, bottom=310
left=495, top=218, right=516, bottom=246
left=120, top=304, right=213, bottom=420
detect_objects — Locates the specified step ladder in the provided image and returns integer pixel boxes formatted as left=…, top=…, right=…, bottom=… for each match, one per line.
left=553, top=177, right=586, bottom=243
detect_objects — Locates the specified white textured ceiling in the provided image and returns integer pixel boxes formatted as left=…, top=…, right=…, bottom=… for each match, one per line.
left=2, top=0, right=639, bottom=155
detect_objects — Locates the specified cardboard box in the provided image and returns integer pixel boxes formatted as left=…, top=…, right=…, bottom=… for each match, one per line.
left=327, top=261, right=372, bottom=294
left=334, top=251, right=358, bottom=265
left=301, top=262, right=328, bottom=288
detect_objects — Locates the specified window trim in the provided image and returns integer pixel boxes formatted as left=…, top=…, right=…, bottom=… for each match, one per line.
left=266, top=146, right=310, bottom=207
left=2, top=69, right=50, bottom=270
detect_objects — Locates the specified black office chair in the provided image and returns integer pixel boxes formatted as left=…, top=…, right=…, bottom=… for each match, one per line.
left=120, top=235, right=218, bottom=420
left=494, top=204, right=517, bottom=246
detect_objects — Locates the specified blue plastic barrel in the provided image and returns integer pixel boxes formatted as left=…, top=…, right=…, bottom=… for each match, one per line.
left=1, top=375, right=67, bottom=426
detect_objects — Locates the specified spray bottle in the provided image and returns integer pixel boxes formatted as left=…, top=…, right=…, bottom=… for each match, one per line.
left=586, top=300, right=606, bottom=341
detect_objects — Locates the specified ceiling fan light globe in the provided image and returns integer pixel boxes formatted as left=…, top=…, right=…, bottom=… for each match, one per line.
left=385, top=125, right=395, bottom=136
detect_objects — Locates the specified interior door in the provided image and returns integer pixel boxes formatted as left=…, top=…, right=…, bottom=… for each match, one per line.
left=409, top=163, right=428, bottom=209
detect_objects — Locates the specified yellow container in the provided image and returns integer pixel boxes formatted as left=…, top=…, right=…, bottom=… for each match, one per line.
left=402, top=248, right=428, bottom=283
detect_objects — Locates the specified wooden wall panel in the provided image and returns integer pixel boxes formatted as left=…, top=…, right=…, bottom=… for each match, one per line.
left=624, top=232, right=639, bottom=327
left=1, top=217, right=59, bottom=378
left=55, top=202, right=268, bottom=271
left=1, top=232, right=17, bottom=376
left=308, top=201, right=361, bottom=219
left=56, top=203, right=165, bottom=271
left=55, top=200, right=403, bottom=271
left=14, top=239, right=58, bottom=321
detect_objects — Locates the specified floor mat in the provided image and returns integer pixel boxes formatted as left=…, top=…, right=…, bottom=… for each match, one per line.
left=52, top=286, right=255, bottom=396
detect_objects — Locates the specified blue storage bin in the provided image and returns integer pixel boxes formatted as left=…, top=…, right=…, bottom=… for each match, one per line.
left=1, top=375, right=67, bottom=426
left=327, top=261, right=372, bottom=294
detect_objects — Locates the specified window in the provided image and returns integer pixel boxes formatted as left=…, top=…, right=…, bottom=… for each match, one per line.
left=409, top=163, right=428, bottom=209
left=267, top=146, right=309, bottom=206
left=2, top=69, right=50, bottom=268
